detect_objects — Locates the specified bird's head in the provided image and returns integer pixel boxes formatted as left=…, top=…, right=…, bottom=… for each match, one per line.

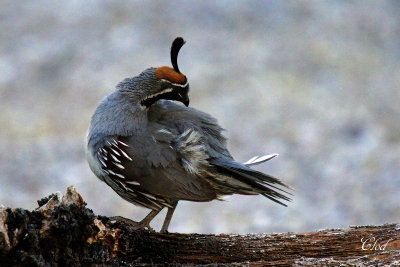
left=117, top=37, right=190, bottom=107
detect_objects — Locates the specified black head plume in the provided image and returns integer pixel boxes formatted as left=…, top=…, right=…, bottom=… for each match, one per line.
left=171, top=37, right=186, bottom=73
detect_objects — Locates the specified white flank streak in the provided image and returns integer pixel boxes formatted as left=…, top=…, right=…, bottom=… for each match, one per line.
left=158, top=199, right=174, bottom=208
left=107, top=169, right=124, bottom=179
left=126, top=187, right=135, bottom=193
left=110, top=148, right=121, bottom=156
left=119, top=149, right=133, bottom=161
left=163, top=202, right=174, bottom=208
left=134, top=199, right=149, bottom=207
left=113, top=162, right=125, bottom=169
left=146, top=199, right=162, bottom=209
left=110, top=154, right=121, bottom=163
left=114, top=173, right=125, bottom=179
left=126, top=181, right=140, bottom=185
left=140, top=192, right=157, bottom=200
left=99, top=158, right=107, bottom=167
left=106, top=140, right=112, bottom=146
left=117, top=140, right=129, bottom=147
left=117, top=181, right=127, bottom=190
left=112, top=139, right=118, bottom=146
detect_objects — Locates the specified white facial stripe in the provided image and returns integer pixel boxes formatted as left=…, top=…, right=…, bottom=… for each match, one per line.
left=161, top=79, right=189, bottom=88
left=142, top=80, right=189, bottom=104
left=143, top=88, right=174, bottom=101
left=171, top=81, right=189, bottom=87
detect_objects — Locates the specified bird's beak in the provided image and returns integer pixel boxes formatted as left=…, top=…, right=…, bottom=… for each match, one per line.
left=161, top=82, right=189, bottom=107
left=177, top=91, right=190, bottom=107
left=174, top=82, right=190, bottom=106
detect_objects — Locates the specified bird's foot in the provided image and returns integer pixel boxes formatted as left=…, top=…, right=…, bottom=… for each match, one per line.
left=109, top=215, right=137, bottom=225
left=131, top=221, right=155, bottom=232
left=109, top=216, right=155, bottom=232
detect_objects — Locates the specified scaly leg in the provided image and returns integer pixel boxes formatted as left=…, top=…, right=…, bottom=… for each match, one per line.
left=109, top=209, right=162, bottom=232
left=160, top=202, right=178, bottom=233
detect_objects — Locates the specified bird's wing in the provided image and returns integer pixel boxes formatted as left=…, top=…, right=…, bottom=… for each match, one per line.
left=94, top=137, right=170, bottom=209
left=149, top=100, right=232, bottom=159
left=94, top=134, right=217, bottom=209
left=148, top=101, right=292, bottom=205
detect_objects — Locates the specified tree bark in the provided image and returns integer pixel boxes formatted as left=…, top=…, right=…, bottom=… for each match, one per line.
left=1, top=186, right=399, bottom=266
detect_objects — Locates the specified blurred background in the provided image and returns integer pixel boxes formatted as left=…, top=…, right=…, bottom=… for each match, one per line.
left=1, top=1, right=399, bottom=234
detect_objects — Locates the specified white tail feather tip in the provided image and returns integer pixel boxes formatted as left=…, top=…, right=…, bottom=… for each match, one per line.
left=244, top=153, right=279, bottom=166
left=243, top=156, right=259, bottom=165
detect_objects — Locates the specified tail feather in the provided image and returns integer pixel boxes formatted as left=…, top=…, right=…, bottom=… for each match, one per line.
left=244, top=154, right=279, bottom=166
left=210, top=158, right=292, bottom=206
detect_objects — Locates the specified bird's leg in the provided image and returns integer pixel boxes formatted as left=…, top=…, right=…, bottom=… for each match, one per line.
left=131, top=209, right=161, bottom=232
left=160, top=202, right=178, bottom=233
left=109, top=209, right=162, bottom=232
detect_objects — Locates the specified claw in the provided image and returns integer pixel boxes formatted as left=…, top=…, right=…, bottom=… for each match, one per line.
left=108, top=209, right=161, bottom=232
left=109, top=216, right=138, bottom=225
left=131, top=221, right=155, bottom=232
left=109, top=216, right=154, bottom=231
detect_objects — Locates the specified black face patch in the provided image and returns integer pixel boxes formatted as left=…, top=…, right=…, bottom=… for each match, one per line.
left=141, top=83, right=189, bottom=107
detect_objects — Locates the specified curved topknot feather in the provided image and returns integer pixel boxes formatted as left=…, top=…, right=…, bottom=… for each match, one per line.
left=171, top=37, right=186, bottom=73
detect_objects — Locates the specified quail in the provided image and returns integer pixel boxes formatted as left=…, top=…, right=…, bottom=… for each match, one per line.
left=86, top=37, right=291, bottom=233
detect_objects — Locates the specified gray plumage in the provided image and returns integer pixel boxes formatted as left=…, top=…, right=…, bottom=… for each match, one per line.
left=86, top=37, right=291, bottom=232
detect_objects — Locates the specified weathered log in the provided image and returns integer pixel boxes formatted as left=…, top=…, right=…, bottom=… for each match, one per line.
left=1, top=186, right=399, bottom=266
